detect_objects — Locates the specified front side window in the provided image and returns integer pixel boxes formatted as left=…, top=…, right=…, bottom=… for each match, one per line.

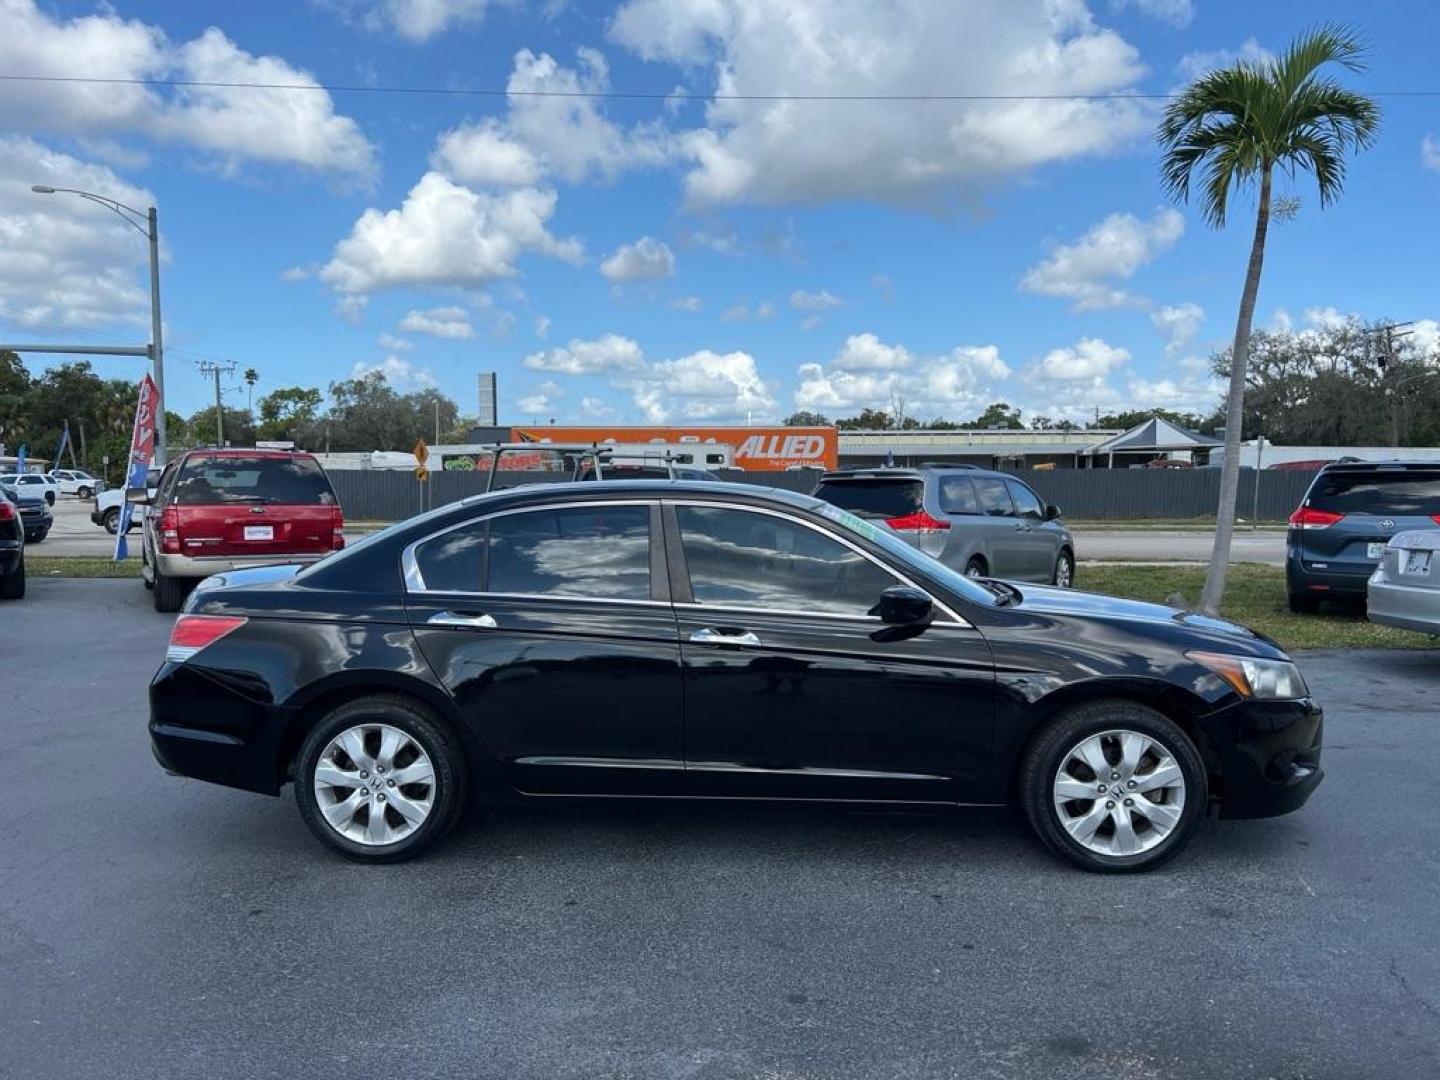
left=1006, top=481, right=1044, bottom=520
left=972, top=477, right=1015, bottom=517
left=676, top=505, right=897, bottom=616
left=414, top=504, right=651, bottom=600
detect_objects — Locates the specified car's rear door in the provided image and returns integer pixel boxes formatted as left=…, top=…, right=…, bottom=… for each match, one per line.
left=171, top=454, right=338, bottom=560
left=403, top=499, right=685, bottom=795
left=968, top=476, right=1026, bottom=578
left=666, top=499, right=996, bottom=802
left=1297, top=467, right=1440, bottom=586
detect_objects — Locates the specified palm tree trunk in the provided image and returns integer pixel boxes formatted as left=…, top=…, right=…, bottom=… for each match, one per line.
left=1200, top=162, right=1272, bottom=615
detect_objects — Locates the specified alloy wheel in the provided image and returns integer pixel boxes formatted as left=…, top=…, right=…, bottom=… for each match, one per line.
left=312, top=723, right=436, bottom=846
left=1055, top=555, right=1073, bottom=588
left=1052, top=729, right=1185, bottom=858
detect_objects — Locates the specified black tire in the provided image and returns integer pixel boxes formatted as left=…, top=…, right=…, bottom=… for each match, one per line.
left=152, top=563, right=186, bottom=612
left=1, top=554, right=23, bottom=600
left=77, top=486, right=93, bottom=499
left=102, top=508, right=120, bottom=535
left=1019, top=699, right=1208, bottom=873
left=1287, top=591, right=1320, bottom=614
left=965, top=556, right=988, bottom=579
left=294, top=695, right=467, bottom=863
left=44, top=491, right=55, bottom=506
left=27, top=529, right=47, bottom=545
left=1053, top=548, right=1075, bottom=588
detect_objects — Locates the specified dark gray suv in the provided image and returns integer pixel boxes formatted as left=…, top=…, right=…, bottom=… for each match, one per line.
left=1286, top=460, right=1440, bottom=611
left=812, top=467, right=1075, bottom=585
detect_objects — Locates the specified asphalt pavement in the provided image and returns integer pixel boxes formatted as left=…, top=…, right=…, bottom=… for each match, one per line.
left=3, top=579, right=1437, bottom=1079
left=39, top=496, right=1287, bottom=564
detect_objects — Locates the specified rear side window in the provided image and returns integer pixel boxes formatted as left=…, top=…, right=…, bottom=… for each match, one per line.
left=1308, top=471, right=1440, bottom=516
left=173, top=455, right=337, bottom=506
left=972, top=477, right=1015, bottom=517
left=812, top=479, right=923, bottom=519
left=489, top=505, right=650, bottom=599
left=938, top=477, right=979, bottom=514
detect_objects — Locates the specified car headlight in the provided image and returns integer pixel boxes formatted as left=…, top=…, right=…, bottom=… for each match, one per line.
left=1187, top=651, right=1309, bottom=700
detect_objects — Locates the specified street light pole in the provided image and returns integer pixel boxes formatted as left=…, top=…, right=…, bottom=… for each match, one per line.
left=30, top=185, right=167, bottom=466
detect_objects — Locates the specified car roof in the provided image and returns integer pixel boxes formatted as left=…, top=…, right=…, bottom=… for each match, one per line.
left=178, top=447, right=318, bottom=460
left=817, top=466, right=1007, bottom=481
left=1316, top=460, right=1440, bottom=474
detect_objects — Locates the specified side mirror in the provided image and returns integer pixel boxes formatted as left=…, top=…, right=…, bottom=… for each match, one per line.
left=125, top=487, right=152, bottom=505
left=1044, top=503, right=1062, bottom=521
left=872, top=585, right=934, bottom=626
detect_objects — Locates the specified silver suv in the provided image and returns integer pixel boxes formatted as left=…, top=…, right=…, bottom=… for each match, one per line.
left=811, top=467, right=1075, bottom=586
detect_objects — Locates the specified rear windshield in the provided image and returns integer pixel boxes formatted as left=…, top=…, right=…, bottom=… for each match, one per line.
left=1308, top=470, right=1440, bottom=516
left=174, top=455, right=337, bottom=506
left=813, top=478, right=923, bottom=518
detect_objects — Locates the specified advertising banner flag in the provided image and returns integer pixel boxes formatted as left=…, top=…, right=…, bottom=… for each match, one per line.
left=115, top=374, right=159, bottom=561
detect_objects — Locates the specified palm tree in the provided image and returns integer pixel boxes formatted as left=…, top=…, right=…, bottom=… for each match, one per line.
left=244, top=368, right=260, bottom=421
left=1158, top=24, right=1379, bottom=614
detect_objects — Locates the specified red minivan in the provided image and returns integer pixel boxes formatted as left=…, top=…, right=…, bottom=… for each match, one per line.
left=139, top=448, right=344, bottom=612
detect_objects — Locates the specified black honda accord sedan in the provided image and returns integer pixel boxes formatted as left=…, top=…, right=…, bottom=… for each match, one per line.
left=149, top=480, right=1323, bottom=872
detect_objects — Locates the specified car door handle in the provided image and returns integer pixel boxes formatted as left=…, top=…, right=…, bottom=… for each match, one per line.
left=427, top=611, right=498, bottom=630
left=689, top=627, right=761, bottom=647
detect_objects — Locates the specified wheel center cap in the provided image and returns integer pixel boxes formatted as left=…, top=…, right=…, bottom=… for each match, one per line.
left=370, top=776, right=384, bottom=790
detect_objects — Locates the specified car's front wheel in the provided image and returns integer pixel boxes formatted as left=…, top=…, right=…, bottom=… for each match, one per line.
left=295, top=696, right=466, bottom=862
left=44, top=492, right=55, bottom=506
left=77, top=486, right=93, bottom=499
left=102, top=508, right=120, bottom=535
left=1053, top=548, right=1075, bottom=588
left=1019, top=700, right=1207, bottom=872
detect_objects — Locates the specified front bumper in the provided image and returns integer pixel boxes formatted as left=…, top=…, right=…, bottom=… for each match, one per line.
left=90, top=509, right=105, bottom=525
left=1201, top=696, right=1324, bottom=819
left=1368, top=576, right=1440, bottom=635
left=156, top=550, right=327, bottom=580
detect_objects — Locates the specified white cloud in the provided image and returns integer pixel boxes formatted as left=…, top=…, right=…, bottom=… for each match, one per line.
left=1302, top=306, right=1349, bottom=331
left=523, top=333, right=646, bottom=374
left=1021, top=209, right=1184, bottom=310
left=580, top=395, right=617, bottom=418
left=610, top=0, right=1150, bottom=207
left=357, top=0, right=499, bottom=41
left=799, top=315, right=823, bottom=332
left=349, top=354, right=437, bottom=390
left=1408, top=319, right=1440, bottom=356
left=280, top=265, right=312, bottom=282
left=378, top=332, right=414, bottom=351
left=688, top=227, right=741, bottom=254
left=1423, top=135, right=1440, bottom=172
left=0, top=136, right=152, bottom=329
left=1111, top=0, right=1193, bottom=28
left=0, top=2, right=374, bottom=177
left=600, top=236, right=676, bottom=283
left=790, top=288, right=843, bottom=312
left=833, top=333, right=911, bottom=371
left=534, top=315, right=551, bottom=338
left=431, top=119, right=543, bottom=186
left=1176, top=38, right=1274, bottom=82
left=671, top=295, right=703, bottom=312
left=795, top=341, right=1009, bottom=416
left=1151, top=301, right=1205, bottom=355
left=872, top=273, right=895, bottom=302
left=628, top=349, right=776, bottom=422
left=321, top=172, right=582, bottom=296
left=400, top=306, right=474, bottom=339
left=1031, top=337, right=1131, bottom=381
left=719, top=299, right=775, bottom=322
left=755, top=300, right=776, bottom=320
left=517, top=379, right=564, bottom=415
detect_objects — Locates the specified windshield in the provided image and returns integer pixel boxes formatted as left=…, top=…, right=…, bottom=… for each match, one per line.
left=1308, top=470, right=1440, bottom=516
left=814, top=501, right=997, bottom=607
left=175, top=455, right=337, bottom=506
left=813, top=478, right=923, bottom=519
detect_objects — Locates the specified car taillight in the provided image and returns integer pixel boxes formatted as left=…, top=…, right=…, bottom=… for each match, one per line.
left=1431, top=514, right=1440, bottom=526
left=885, top=511, right=951, bottom=534
left=0, top=501, right=13, bottom=523
left=330, top=505, right=345, bottom=550
left=166, top=614, right=247, bottom=663
left=1288, top=506, right=1344, bottom=530
left=159, top=505, right=181, bottom=553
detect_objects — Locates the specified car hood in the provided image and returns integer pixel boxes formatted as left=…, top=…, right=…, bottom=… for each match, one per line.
left=1009, top=582, right=1272, bottom=646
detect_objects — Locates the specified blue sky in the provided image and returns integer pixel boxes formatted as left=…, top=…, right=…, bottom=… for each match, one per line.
left=2, top=0, right=1438, bottom=427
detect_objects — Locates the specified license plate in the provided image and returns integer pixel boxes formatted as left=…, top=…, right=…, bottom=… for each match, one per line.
left=243, top=525, right=274, bottom=541
left=1367, top=542, right=1385, bottom=559
left=1404, top=550, right=1432, bottom=576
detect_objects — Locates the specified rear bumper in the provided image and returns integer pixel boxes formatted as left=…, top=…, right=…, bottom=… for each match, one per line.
left=1368, top=576, right=1440, bottom=635
left=0, top=543, right=21, bottom=573
left=1200, top=697, right=1324, bottom=820
left=1286, top=545, right=1374, bottom=597
left=149, top=662, right=289, bottom=795
left=156, top=550, right=328, bottom=580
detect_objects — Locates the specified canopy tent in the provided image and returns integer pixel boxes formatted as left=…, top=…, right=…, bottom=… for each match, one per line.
left=1081, top=417, right=1221, bottom=468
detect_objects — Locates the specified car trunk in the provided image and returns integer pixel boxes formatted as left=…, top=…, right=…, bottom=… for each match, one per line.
left=1297, top=469, right=1440, bottom=580
left=172, top=454, right=340, bottom=559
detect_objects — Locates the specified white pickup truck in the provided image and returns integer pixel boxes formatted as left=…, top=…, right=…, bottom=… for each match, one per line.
left=91, top=469, right=160, bottom=534
left=48, top=469, right=102, bottom=498
left=0, top=473, right=58, bottom=506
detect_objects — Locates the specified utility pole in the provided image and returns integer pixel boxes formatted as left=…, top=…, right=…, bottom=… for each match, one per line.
left=197, top=360, right=237, bottom=446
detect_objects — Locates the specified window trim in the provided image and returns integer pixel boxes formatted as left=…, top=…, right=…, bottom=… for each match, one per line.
left=401, top=498, right=662, bottom=602
left=665, top=499, right=968, bottom=626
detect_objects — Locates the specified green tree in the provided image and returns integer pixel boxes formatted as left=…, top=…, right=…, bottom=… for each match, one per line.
left=963, top=402, right=1024, bottom=430
left=243, top=368, right=260, bottom=419
left=0, top=351, right=32, bottom=454
left=784, top=410, right=830, bottom=426
left=187, top=406, right=256, bottom=448
left=1159, top=23, right=1380, bottom=613
left=834, top=407, right=896, bottom=430
left=257, top=386, right=323, bottom=442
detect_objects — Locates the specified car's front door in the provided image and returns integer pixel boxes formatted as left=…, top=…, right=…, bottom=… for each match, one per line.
left=666, top=501, right=997, bottom=802
left=1004, top=479, right=1056, bottom=582
left=970, top=476, right=1025, bottom=578
left=403, top=499, right=686, bottom=795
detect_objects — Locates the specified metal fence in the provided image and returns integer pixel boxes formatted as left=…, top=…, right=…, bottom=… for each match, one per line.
left=325, top=466, right=1312, bottom=523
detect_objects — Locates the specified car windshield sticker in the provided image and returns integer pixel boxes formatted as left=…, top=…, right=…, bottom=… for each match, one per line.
left=817, top=502, right=886, bottom=544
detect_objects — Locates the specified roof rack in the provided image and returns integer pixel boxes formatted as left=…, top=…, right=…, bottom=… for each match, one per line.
left=475, top=442, right=697, bottom=490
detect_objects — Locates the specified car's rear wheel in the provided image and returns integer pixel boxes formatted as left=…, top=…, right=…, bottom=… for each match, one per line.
left=1019, top=699, right=1206, bottom=873
left=294, top=696, right=466, bottom=862
left=965, top=556, right=988, bottom=579
left=152, top=563, right=186, bottom=612
left=1287, top=591, right=1320, bottom=614
left=102, top=508, right=120, bottom=535
left=77, top=486, right=93, bottom=499
left=1, top=554, right=23, bottom=600
left=1053, top=548, right=1075, bottom=588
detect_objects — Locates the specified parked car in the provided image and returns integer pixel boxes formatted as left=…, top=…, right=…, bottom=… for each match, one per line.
left=0, top=472, right=58, bottom=506
left=0, top=488, right=26, bottom=600
left=134, top=448, right=344, bottom=612
left=150, top=479, right=1322, bottom=872
left=92, top=468, right=161, bottom=534
left=810, top=467, right=1075, bottom=586
left=1367, top=529, right=1440, bottom=635
left=47, top=469, right=101, bottom=498
left=0, top=481, right=52, bottom=543
left=1286, top=461, right=1440, bottom=612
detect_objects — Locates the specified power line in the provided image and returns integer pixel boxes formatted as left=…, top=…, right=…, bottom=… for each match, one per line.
left=2, top=71, right=1437, bottom=102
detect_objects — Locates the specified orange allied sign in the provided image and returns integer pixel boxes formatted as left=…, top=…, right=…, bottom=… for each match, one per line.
left=510, top=425, right=838, bottom=472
